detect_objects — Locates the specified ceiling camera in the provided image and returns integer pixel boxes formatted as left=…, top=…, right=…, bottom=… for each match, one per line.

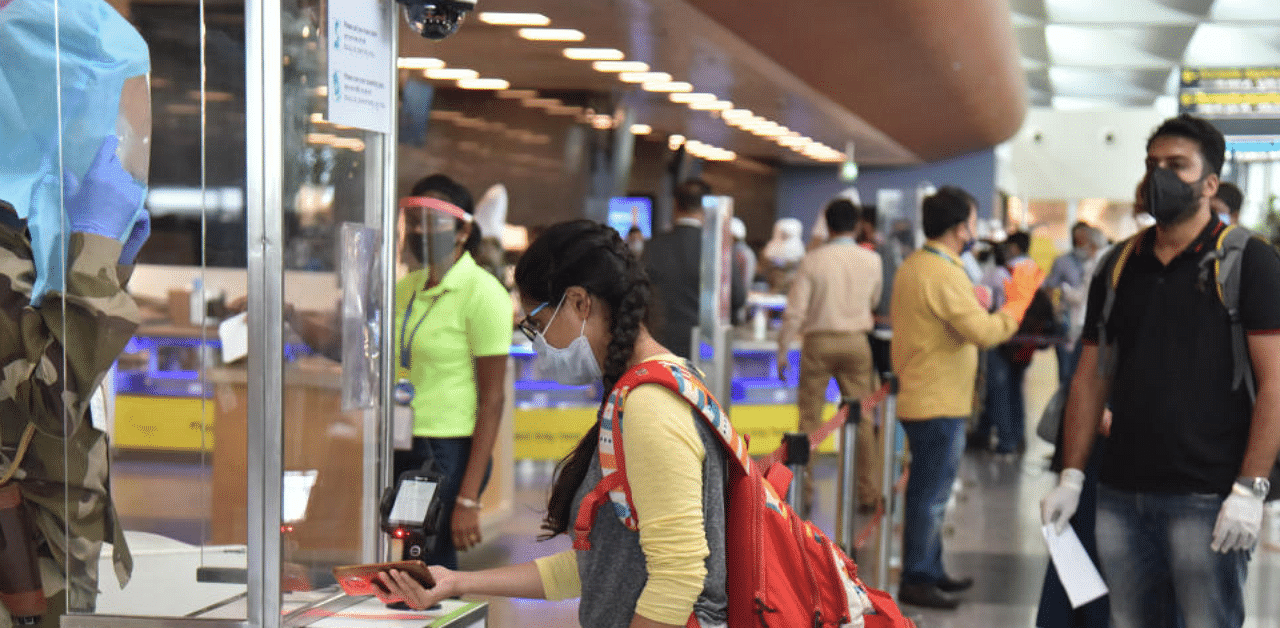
left=397, top=0, right=477, bottom=40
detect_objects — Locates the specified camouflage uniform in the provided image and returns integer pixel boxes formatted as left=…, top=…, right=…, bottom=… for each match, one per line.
left=0, top=221, right=137, bottom=625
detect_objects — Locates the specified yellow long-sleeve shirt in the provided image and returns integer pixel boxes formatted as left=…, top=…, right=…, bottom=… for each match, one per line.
left=535, top=368, right=709, bottom=624
left=889, top=242, right=1020, bottom=420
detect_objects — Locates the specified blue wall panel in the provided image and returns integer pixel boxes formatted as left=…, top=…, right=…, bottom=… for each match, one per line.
left=775, top=149, right=997, bottom=238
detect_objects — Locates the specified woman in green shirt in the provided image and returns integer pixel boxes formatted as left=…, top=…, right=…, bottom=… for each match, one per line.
left=393, top=175, right=513, bottom=570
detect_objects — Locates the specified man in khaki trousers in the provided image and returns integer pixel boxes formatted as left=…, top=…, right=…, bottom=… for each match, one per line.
left=777, top=198, right=883, bottom=514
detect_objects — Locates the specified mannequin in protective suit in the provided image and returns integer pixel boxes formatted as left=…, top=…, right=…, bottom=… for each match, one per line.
left=0, top=1, right=151, bottom=625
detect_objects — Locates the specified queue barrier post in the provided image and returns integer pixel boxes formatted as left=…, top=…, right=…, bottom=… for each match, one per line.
left=876, top=373, right=900, bottom=590
left=782, top=433, right=810, bottom=514
left=836, top=397, right=860, bottom=557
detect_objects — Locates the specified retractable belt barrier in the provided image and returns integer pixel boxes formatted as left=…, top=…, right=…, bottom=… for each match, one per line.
left=763, top=377, right=903, bottom=589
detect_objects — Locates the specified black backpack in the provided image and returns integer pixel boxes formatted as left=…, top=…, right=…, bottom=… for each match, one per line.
left=998, top=287, right=1061, bottom=367
left=1095, top=224, right=1279, bottom=500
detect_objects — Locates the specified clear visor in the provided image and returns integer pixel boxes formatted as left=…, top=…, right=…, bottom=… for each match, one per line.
left=399, top=196, right=472, bottom=280
left=116, top=75, right=152, bottom=185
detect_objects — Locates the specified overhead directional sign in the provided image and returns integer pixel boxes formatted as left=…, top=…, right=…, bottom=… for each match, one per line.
left=1179, top=67, right=1280, bottom=119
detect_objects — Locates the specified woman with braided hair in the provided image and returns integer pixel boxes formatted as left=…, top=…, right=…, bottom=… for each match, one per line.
left=379, top=219, right=731, bottom=628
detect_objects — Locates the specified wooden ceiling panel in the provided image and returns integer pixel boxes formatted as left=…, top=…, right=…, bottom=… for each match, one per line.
left=399, top=0, right=923, bottom=166
left=685, top=0, right=1028, bottom=160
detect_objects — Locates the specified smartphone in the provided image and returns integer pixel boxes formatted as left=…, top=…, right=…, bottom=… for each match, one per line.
left=331, top=560, right=435, bottom=600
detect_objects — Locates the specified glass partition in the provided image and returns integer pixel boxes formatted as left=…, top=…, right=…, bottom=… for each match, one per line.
left=0, top=1, right=395, bottom=627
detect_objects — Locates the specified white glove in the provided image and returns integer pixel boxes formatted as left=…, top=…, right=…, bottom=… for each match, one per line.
left=1211, top=483, right=1263, bottom=553
left=1041, top=468, right=1085, bottom=534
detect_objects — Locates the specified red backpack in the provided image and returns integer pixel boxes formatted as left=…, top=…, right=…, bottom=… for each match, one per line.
left=572, top=359, right=914, bottom=628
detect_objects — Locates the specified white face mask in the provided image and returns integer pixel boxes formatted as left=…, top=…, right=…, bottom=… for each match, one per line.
left=531, top=295, right=602, bottom=386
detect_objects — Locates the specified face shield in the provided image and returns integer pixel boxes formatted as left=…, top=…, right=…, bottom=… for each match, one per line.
left=0, top=0, right=151, bottom=300
left=399, top=196, right=472, bottom=284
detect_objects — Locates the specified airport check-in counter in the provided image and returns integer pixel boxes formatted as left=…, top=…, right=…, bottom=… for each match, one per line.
left=510, top=330, right=848, bottom=460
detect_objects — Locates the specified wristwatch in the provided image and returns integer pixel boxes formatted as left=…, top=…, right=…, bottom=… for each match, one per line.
left=1236, top=477, right=1271, bottom=500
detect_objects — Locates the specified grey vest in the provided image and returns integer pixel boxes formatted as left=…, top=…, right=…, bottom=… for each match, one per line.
left=570, top=412, right=729, bottom=628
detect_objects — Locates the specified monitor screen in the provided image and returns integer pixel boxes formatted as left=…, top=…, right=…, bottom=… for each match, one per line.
left=607, top=196, right=653, bottom=239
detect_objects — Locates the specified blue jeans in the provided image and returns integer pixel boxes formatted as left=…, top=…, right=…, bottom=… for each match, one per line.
left=1095, top=486, right=1250, bottom=628
left=1056, top=341, right=1081, bottom=387
left=976, top=350, right=1027, bottom=452
left=899, top=417, right=966, bottom=585
left=393, top=436, right=491, bottom=570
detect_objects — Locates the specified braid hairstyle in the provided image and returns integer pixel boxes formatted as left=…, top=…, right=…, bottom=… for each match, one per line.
left=513, top=220, right=652, bottom=538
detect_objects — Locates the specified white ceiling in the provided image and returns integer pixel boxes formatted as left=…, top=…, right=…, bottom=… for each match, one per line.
left=1011, top=0, right=1280, bottom=110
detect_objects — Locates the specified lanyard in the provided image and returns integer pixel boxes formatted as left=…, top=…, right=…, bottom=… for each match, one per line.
left=398, top=290, right=445, bottom=370
left=923, top=244, right=963, bottom=270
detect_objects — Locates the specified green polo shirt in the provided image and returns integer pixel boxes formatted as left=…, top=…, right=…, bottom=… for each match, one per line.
left=394, top=252, right=513, bottom=438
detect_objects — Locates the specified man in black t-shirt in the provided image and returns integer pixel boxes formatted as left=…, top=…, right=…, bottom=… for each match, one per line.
left=1042, top=114, right=1280, bottom=628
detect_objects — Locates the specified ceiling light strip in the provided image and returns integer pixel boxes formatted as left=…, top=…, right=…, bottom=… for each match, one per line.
left=518, top=28, right=585, bottom=41
left=563, top=48, right=625, bottom=61
left=477, top=12, right=551, bottom=26
left=593, top=61, right=649, bottom=73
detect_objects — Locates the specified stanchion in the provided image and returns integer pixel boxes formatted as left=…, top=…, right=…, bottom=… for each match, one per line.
left=782, top=433, right=810, bottom=513
left=876, top=374, right=899, bottom=591
left=836, top=397, right=860, bottom=557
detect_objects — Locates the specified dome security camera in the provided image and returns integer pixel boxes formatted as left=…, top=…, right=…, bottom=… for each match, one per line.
left=397, top=0, right=477, bottom=40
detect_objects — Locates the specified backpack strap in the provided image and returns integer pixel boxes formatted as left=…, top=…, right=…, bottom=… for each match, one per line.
left=573, top=360, right=751, bottom=551
left=1202, top=225, right=1255, bottom=403
left=1094, top=228, right=1147, bottom=380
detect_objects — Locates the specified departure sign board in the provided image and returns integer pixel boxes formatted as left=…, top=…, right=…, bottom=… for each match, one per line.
left=1179, top=67, right=1280, bottom=119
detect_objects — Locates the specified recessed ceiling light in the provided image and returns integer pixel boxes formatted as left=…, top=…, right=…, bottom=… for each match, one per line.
left=457, top=78, right=511, bottom=90
left=642, top=81, right=693, bottom=93
left=478, top=12, right=550, bottom=26
left=497, top=89, right=537, bottom=99
left=523, top=97, right=562, bottom=108
left=397, top=57, right=445, bottom=70
left=518, top=28, right=585, bottom=41
left=618, top=71, right=671, bottom=83
left=425, top=68, right=479, bottom=80
left=668, top=134, right=686, bottom=150
left=593, top=61, right=649, bottom=73
left=721, top=109, right=754, bottom=121
left=668, top=92, right=717, bottom=104
left=563, top=48, right=624, bottom=61
left=689, top=100, right=733, bottom=111
left=630, top=124, right=652, bottom=135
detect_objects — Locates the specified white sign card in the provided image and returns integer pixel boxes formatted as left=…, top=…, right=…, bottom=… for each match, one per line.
left=328, top=0, right=393, bottom=134
left=1041, top=524, right=1109, bottom=608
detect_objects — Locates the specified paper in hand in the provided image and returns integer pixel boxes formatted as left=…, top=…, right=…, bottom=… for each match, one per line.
left=1041, top=524, right=1108, bottom=608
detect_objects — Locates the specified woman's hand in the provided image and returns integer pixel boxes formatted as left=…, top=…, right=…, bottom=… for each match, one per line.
left=378, top=565, right=457, bottom=610
left=452, top=505, right=482, bottom=551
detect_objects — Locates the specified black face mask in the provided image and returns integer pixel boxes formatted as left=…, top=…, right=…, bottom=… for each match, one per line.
left=1144, top=167, right=1202, bottom=226
left=405, top=232, right=427, bottom=264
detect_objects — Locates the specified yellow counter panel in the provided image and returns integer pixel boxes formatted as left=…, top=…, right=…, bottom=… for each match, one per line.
left=513, top=403, right=841, bottom=460
left=114, top=395, right=214, bottom=450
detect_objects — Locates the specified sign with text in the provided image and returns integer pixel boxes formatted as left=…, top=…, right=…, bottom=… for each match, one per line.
left=1179, top=67, right=1280, bottom=119
left=328, top=1, right=393, bottom=134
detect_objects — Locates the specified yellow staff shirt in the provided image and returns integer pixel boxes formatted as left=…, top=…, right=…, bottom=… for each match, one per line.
left=890, top=242, right=1019, bottom=420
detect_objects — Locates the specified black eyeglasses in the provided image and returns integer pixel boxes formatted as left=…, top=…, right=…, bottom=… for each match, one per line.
left=517, top=301, right=550, bottom=342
